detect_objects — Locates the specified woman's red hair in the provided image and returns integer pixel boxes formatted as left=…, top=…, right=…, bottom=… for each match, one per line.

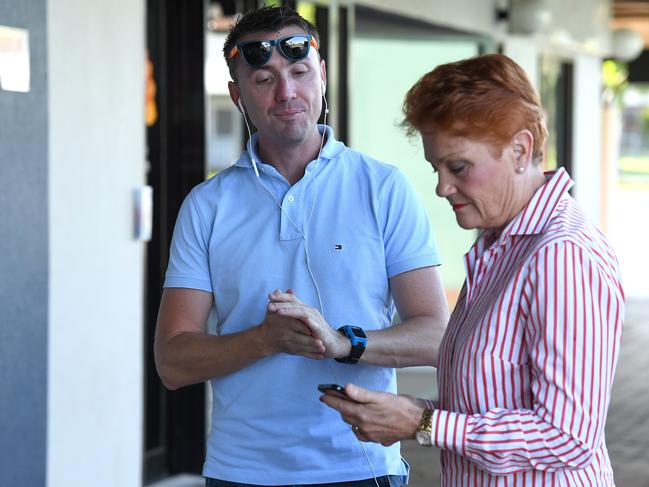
left=402, top=54, right=547, bottom=163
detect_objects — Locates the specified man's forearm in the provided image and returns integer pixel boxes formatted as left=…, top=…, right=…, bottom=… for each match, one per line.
left=155, top=326, right=269, bottom=390
left=359, top=315, right=447, bottom=368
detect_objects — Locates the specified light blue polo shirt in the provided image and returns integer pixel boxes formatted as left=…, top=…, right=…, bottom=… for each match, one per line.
left=164, top=125, right=441, bottom=485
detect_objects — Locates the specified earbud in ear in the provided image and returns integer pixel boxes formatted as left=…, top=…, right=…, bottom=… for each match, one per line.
left=321, top=80, right=326, bottom=96
left=237, top=99, right=245, bottom=114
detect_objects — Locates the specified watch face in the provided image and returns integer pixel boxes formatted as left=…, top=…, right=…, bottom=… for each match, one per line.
left=349, top=326, right=367, bottom=338
left=416, top=430, right=432, bottom=446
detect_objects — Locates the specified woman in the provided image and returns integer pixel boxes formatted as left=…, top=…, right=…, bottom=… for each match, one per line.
left=321, top=54, right=624, bottom=486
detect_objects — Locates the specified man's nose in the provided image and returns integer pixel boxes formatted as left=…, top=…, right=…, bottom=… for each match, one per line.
left=275, top=75, right=297, bottom=102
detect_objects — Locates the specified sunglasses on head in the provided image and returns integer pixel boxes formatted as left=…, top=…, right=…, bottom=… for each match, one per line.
left=228, top=34, right=319, bottom=68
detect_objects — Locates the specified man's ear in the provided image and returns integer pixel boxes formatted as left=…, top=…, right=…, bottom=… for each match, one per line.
left=228, top=81, right=243, bottom=113
left=320, top=59, right=327, bottom=91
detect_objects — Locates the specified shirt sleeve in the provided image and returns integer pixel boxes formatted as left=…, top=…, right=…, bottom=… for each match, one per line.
left=164, top=190, right=213, bottom=292
left=380, top=168, right=441, bottom=277
left=429, top=240, right=624, bottom=475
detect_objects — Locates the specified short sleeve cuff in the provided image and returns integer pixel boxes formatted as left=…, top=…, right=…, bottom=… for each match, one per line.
left=164, top=275, right=213, bottom=293
left=386, top=252, right=441, bottom=278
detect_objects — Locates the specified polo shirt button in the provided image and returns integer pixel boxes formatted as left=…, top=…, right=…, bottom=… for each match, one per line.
left=287, top=195, right=295, bottom=202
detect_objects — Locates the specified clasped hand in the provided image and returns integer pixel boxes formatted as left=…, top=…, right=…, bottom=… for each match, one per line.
left=262, top=289, right=350, bottom=360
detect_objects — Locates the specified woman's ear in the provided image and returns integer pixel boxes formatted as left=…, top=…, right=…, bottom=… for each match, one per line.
left=510, top=129, right=534, bottom=171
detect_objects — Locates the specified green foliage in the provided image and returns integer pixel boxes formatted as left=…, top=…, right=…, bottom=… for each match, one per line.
left=602, top=60, right=629, bottom=106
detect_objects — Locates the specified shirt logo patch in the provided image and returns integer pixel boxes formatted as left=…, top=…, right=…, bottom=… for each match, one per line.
left=334, top=244, right=343, bottom=251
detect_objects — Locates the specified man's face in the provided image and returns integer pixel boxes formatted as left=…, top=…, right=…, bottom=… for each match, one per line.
left=229, top=26, right=326, bottom=151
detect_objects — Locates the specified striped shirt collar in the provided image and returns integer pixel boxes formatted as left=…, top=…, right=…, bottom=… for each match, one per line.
left=481, top=167, right=574, bottom=246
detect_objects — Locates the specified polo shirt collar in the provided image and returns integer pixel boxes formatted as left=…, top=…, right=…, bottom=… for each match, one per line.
left=234, top=124, right=345, bottom=170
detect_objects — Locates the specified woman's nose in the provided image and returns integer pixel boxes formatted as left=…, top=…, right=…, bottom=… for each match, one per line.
left=435, top=173, right=455, bottom=198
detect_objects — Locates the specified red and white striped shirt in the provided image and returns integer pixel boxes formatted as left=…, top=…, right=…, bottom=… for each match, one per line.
left=430, top=168, right=625, bottom=486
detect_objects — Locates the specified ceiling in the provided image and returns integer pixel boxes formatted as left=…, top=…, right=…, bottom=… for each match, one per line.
left=613, top=0, right=649, bottom=19
left=612, top=0, right=649, bottom=48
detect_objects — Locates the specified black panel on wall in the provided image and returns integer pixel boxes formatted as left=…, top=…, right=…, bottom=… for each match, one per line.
left=314, top=4, right=349, bottom=144
left=145, top=0, right=206, bottom=481
left=628, top=50, right=649, bottom=83
left=0, top=1, right=48, bottom=486
left=337, top=6, right=349, bottom=145
left=556, top=61, right=574, bottom=176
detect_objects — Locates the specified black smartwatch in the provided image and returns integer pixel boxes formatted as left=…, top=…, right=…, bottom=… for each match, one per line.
left=335, top=325, right=367, bottom=364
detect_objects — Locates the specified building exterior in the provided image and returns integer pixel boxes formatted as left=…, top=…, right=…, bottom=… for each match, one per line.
left=0, top=0, right=630, bottom=486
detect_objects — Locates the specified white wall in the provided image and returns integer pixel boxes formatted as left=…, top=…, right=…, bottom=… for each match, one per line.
left=545, top=0, right=610, bottom=52
left=571, top=54, right=604, bottom=224
left=206, top=32, right=229, bottom=96
left=356, top=0, right=496, bottom=35
left=502, top=36, right=540, bottom=90
left=357, top=0, right=610, bottom=54
left=47, top=0, right=146, bottom=485
left=350, top=35, right=478, bottom=292
left=493, top=8, right=608, bottom=227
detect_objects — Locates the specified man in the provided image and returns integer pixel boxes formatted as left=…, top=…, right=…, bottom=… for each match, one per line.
left=155, top=5, right=448, bottom=487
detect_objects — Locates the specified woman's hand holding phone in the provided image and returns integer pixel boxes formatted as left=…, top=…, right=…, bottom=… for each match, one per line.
left=317, top=383, right=352, bottom=400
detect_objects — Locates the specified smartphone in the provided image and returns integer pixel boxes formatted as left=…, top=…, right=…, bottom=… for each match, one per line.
left=317, top=383, right=349, bottom=399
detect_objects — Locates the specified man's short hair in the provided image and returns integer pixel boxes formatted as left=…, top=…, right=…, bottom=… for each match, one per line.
left=402, top=54, right=548, bottom=164
left=223, top=5, right=320, bottom=81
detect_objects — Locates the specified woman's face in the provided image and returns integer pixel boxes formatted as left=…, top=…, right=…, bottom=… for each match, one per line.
left=421, top=130, right=528, bottom=231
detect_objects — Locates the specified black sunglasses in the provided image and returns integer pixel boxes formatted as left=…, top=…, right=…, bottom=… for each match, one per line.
left=228, top=34, right=319, bottom=68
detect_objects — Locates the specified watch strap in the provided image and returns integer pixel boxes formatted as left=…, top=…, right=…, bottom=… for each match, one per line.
left=415, top=407, right=434, bottom=446
left=334, top=325, right=367, bottom=364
